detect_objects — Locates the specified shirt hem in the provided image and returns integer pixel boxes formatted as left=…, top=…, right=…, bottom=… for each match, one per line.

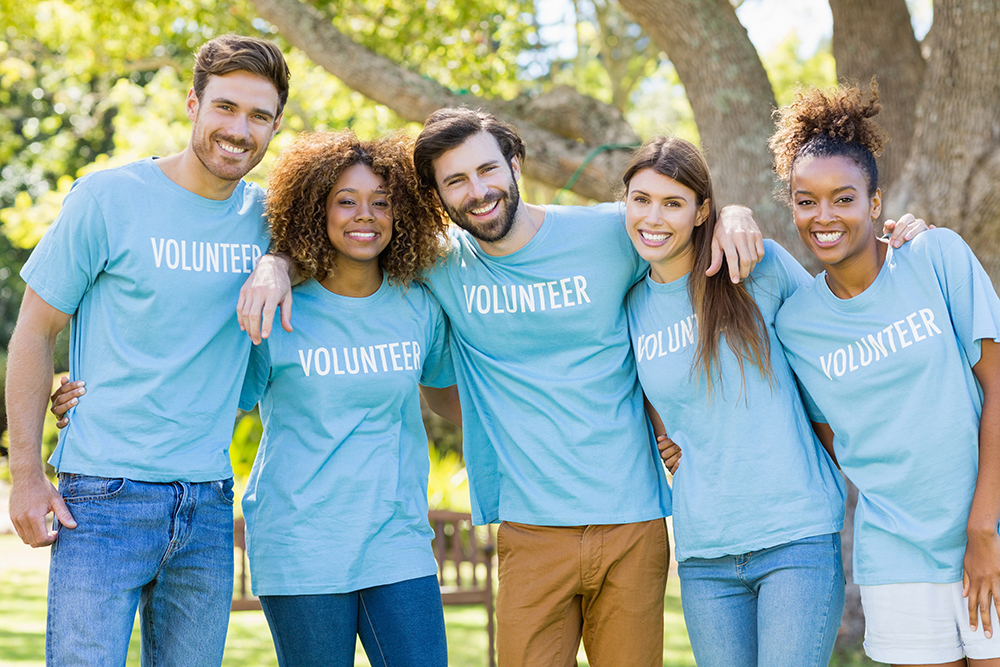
left=251, top=562, right=438, bottom=597
left=51, top=463, right=233, bottom=484
left=488, top=506, right=670, bottom=528
left=674, top=521, right=844, bottom=562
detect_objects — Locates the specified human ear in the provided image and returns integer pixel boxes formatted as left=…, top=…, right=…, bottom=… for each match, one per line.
left=185, top=89, right=199, bottom=122
left=695, top=199, right=711, bottom=227
left=870, top=188, right=882, bottom=220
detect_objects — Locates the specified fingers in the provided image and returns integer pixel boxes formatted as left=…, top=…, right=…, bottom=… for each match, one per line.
left=982, top=590, right=994, bottom=638
left=51, top=380, right=85, bottom=423
left=711, top=229, right=762, bottom=283
left=706, top=237, right=724, bottom=278
left=236, top=288, right=248, bottom=332
left=13, top=501, right=58, bottom=548
left=279, top=291, right=294, bottom=334
left=237, top=257, right=293, bottom=344
left=968, top=571, right=980, bottom=632
left=662, top=448, right=682, bottom=475
left=969, top=583, right=995, bottom=638
left=883, top=213, right=928, bottom=248
left=52, top=495, right=77, bottom=531
left=656, top=435, right=683, bottom=474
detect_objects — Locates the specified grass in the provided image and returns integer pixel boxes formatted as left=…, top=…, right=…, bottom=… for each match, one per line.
left=0, top=534, right=882, bottom=666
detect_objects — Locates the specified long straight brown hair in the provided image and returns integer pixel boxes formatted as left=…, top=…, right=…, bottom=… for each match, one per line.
left=623, top=136, right=774, bottom=396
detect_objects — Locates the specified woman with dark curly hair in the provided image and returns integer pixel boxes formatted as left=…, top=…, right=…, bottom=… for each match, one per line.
left=237, top=129, right=456, bottom=667
left=772, top=82, right=1000, bottom=666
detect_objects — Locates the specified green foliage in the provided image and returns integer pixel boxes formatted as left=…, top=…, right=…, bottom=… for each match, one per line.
left=230, top=410, right=263, bottom=480
left=761, top=34, right=837, bottom=106
left=318, top=0, right=536, bottom=99
left=627, top=61, right=699, bottom=145
left=547, top=0, right=659, bottom=111
left=428, top=443, right=471, bottom=512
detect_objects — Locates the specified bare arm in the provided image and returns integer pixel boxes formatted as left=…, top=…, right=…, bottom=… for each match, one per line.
left=420, top=384, right=462, bottom=427
left=811, top=421, right=840, bottom=469
left=708, top=205, right=765, bottom=284
left=965, top=339, right=1000, bottom=638
left=237, top=253, right=298, bottom=344
left=6, top=287, right=77, bottom=547
left=644, top=393, right=681, bottom=474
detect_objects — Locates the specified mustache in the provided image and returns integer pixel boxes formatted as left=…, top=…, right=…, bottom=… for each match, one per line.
left=211, top=133, right=255, bottom=151
left=463, top=191, right=503, bottom=214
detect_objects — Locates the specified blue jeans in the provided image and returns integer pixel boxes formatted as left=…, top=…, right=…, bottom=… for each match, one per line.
left=46, top=474, right=235, bottom=667
left=259, top=574, right=448, bottom=667
left=677, top=532, right=845, bottom=667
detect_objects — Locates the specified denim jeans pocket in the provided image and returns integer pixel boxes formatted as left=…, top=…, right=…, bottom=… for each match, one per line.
left=58, top=473, right=127, bottom=503
left=212, top=478, right=235, bottom=505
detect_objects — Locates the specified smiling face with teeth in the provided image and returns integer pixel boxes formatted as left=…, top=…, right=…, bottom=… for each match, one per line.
left=432, top=132, right=523, bottom=246
left=323, top=162, right=393, bottom=281
left=791, top=154, right=883, bottom=284
left=186, top=70, right=281, bottom=188
left=625, top=168, right=710, bottom=284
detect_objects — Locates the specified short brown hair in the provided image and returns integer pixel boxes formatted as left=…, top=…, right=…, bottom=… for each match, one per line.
left=413, top=108, right=525, bottom=191
left=192, top=34, right=290, bottom=114
left=266, top=130, right=448, bottom=286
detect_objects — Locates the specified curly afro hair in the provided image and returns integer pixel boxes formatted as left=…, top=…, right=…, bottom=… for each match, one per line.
left=265, top=129, right=448, bottom=286
left=769, top=79, right=888, bottom=196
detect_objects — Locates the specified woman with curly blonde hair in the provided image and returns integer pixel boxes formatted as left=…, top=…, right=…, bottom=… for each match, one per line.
left=238, top=129, right=456, bottom=667
left=773, top=82, right=1000, bottom=666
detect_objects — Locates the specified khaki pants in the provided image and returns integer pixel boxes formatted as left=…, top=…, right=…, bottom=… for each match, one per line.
left=495, top=519, right=669, bottom=667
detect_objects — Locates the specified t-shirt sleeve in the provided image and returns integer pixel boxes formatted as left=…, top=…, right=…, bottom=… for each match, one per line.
left=238, top=340, right=271, bottom=411
left=19, top=180, right=110, bottom=314
left=419, top=302, right=456, bottom=389
left=934, top=231, right=1000, bottom=367
left=766, top=240, right=813, bottom=301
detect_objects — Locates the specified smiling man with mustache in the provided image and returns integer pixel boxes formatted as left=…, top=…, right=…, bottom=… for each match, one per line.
left=6, top=35, right=288, bottom=667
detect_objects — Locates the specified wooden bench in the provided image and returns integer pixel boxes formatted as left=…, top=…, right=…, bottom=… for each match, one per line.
left=232, top=511, right=497, bottom=667
left=429, top=509, right=497, bottom=667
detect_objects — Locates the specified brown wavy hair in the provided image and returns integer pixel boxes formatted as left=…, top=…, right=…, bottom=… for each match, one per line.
left=769, top=79, right=888, bottom=197
left=623, top=136, right=774, bottom=396
left=193, top=35, right=290, bottom=114
left=266, top=130, right=448, bottom=285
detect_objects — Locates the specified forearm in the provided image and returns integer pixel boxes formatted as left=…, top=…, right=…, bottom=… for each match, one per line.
left=6, top=325, right=59, bottom=483
left=421, top=385, right=462, bottom=427
left=643, top=393, right=666, bottom=438
left=811, top=421, right=840, bottom=469
left=969, top=391, right=1000, bottom=538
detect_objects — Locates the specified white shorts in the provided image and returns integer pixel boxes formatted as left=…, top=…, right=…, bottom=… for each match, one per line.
left=861, top=581, right=1000, bottom=663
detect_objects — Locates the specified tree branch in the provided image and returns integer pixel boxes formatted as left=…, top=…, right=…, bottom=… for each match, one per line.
left=249, top=0, right=640, bottom=200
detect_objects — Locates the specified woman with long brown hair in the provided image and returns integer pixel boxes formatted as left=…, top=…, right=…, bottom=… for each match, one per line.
left=622, top=136, right=847, bottom=666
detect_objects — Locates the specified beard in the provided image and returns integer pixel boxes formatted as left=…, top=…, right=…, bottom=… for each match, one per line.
left=442, top=179, right=521, bottom=244
left=190, top=124, right=266, bottom=183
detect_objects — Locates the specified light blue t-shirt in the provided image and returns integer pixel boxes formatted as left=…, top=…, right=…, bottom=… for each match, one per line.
left=238, top=276, right=454, bottom=595
left=20, top=158, right=268, bottom=482
left=626, top=241, right=845, bottom=561
left=775, top=229, right=1000, bottom=585
left=425, top=202, right=671, bottom=526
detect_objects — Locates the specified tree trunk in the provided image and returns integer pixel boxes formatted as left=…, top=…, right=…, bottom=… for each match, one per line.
left=829, top=0, right=925, bottom=209
left=249, top=0, right=640, bottom=202
left=888, top=0, right=1000, bottom=284
left=617, top=0, right=809, bottom=265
